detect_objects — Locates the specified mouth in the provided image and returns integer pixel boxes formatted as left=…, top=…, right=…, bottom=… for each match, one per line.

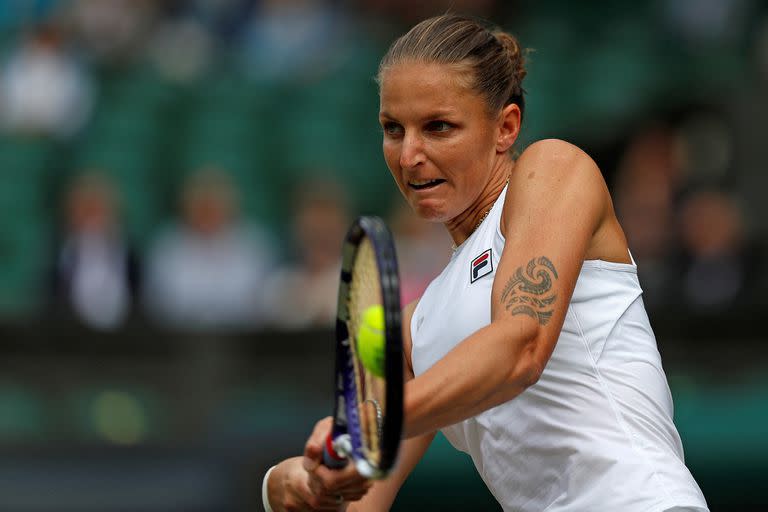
left=408, top=178, right=446, bottom=191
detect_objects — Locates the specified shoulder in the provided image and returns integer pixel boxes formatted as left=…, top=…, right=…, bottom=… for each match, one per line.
left=507, top=139, right=606, bottom=203
left=516, top=139, right=601, bottom=182
left=501, top=139, right=608, bottom=232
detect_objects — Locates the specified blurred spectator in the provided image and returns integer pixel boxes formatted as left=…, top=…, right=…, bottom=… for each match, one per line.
left=67, top=0, right=156, bottom=67
left=147, top=16, right=214, bottom=82
left=239, top=0, right=348, bottom=79
left=0, top=1, right=58, bottom=30
left=264, top=180, right=349, bottom=330
left=0, top=23, right=93, bottom=139
left=660, top=0, right=751, bottom=48
left=143, top=168, right=273, bottom=331
left=359, top=0, right=497, bottom=26
left=389, top=200, right=452, bottom=304
left=159, top=0, right=254, bottom=44
left=613, top=123, right=685, bottom=308
left=675, top=109, right=734, bottom=186
left=677, top=189, right=755, bottom=310
left=54, top=173, right=138, bottom=330
left=728, top=14, right=768, bottom=240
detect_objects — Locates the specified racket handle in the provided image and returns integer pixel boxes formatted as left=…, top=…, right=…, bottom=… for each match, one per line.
left=322, top=434, right=349, bottom=469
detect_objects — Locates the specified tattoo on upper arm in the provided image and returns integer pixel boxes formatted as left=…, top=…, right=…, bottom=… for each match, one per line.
left=500, top=256, right=559, bottom=325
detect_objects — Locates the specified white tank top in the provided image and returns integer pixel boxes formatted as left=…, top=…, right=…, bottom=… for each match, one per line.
left=411, top=187, right=708, bottom=512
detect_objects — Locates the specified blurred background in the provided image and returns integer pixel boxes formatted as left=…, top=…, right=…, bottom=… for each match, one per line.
left=0, top=0, right=766, bottom=510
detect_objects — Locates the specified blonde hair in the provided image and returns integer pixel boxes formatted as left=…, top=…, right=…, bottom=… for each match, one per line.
left=378, top=14, right=527, bottom=120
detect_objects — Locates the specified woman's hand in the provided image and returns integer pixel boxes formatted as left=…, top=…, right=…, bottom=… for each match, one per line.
left=266, top=417, right=372, bottom=511
left=302, top=418, right=373, bottom=505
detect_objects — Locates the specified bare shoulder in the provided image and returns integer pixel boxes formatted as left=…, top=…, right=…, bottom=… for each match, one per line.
left=502, top=139, right=609, bottom=232
left=508, top=139, right=607, bottom=204
left=515, top=139, right=602, bottom=185
left=520, top=138, right=588, bottom=158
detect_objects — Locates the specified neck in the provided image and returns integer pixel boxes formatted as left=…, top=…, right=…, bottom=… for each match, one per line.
left=446, top=158, right=515, bottom=248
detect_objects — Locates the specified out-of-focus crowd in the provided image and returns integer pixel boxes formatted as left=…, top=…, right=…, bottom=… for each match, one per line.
left=0, top=0, right=465, bottom=331
left=613, top=118, right=767, bottom=313
left=53, top=167, right=451, bottom=331
left=1, top=0, right=766, bottom=332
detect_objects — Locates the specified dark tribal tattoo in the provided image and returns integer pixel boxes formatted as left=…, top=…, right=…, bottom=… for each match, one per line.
left=500, top=256, right=559, bottom=325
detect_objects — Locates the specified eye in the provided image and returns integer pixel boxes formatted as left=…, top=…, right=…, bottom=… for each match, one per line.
left=426, top=120, right=453, bottom=133
left=382, top=121, right=403, bottom=137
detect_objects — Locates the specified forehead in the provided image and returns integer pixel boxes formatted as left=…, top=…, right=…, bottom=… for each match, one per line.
left=379, top=61, right=485, bottom=118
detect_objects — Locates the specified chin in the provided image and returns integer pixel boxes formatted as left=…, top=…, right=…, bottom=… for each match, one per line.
left=412, top=204, right=448, bottom=223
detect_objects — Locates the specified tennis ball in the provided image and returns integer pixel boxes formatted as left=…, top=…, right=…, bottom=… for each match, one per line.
left=356, top=305, right=386, bottom=378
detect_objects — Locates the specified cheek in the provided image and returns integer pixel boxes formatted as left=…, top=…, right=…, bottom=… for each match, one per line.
left=382, top=140, right=397, bottom=168
left=382, top=141, right=403, bottom=182
left=438, top=137, right=483, bottom=183
left=455, top=129, right=496, bottom=176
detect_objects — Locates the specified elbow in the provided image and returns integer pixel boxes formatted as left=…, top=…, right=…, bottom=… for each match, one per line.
left=507, top=332, right=546, bottom=391
left=489, top=319, right=548, bottom=400
left=514, top=358, right=543, bottom=389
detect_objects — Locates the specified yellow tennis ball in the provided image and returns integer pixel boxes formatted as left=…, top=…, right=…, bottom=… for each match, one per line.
left=356, top=305, right=386, bottom=378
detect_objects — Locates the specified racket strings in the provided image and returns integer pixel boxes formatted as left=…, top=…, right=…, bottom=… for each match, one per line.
left=348, top=237, right=385, bottom=466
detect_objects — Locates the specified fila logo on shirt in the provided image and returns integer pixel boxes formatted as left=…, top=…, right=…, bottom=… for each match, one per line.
left=470, top=249, right=493, bottom=283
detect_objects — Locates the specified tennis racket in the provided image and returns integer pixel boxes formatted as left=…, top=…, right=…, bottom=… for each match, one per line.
left=322, top=216, right=403, bottom=479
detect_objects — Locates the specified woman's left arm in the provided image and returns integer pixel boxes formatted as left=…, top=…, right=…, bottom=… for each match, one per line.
left=404, top=139, right=609, bottom=438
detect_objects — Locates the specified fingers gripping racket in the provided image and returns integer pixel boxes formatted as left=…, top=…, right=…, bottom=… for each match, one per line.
left=322, top=216, right=403, bottom=479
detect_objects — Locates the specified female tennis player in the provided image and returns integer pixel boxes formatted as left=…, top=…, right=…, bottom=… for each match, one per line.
left=263, top=14, right=709, bottom=512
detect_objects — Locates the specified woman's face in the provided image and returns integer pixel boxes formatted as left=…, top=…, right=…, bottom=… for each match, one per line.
left=379, top=61, right=504, bottom=223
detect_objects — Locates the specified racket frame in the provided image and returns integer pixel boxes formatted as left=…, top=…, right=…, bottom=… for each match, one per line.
left=326, top=216, right=403, bottom=479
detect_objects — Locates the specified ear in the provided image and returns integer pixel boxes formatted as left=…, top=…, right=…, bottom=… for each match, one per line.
left=496, top=103, right=521, bottom=153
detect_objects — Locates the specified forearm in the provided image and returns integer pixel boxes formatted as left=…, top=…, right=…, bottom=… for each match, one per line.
left=345, top=430, right=435, bottom=511
left=404, top=318, right=540, bottom=438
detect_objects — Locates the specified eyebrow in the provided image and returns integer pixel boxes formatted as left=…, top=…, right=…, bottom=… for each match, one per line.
left=379, top=109, right=458, bottom=120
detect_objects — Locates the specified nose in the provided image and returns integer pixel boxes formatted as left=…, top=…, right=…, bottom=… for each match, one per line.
left=399, top=131, right=425, bottom=170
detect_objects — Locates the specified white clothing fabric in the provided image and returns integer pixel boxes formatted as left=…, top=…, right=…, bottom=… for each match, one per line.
left=411, top=186, right=708, bottom=512
left=63, top=233, right=130, bottom=329
left=0, top=43, right=92, bottom=138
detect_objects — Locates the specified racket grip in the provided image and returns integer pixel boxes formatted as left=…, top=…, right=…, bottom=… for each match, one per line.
left=322, top=434, right=348, bottom=469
